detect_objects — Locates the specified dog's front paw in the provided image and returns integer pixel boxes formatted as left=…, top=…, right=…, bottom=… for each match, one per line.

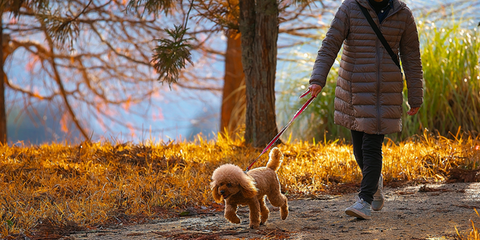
left=226, top=214, right=241, bottom=224
left=230, top=216, right=240, bottom=224
left=249, top=223, right=260, bottom=229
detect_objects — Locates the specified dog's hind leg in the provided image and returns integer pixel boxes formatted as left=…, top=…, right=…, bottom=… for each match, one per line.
left=224, top=203, right=240, bottom=224
left=280, top=198, right=289, bottom=220
left=247, top=199, right=261, bottom=229
left=258, top=196, right=269, bottom=225
left=267, top=193, right=289, bottom=220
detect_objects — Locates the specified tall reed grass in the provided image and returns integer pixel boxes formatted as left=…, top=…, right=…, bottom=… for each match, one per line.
left=277, top=16, right=480, bottom=142
left=406, top=17, right=480, bottom=139
left=0, top=132, right=479, bottom=238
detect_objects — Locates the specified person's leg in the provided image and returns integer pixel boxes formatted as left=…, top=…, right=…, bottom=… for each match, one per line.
left=346, top=131, right=384, bottom=219
left=351, top=130, right=364, bottom=171
left=358, top=132, right=385, bottom=204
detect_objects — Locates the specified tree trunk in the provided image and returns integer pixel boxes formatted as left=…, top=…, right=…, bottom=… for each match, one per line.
left=220, top=33, right=245, bottom=136
left=239, top=0, right=279, bottom=147
left=0, top=17, right=7, bottom=144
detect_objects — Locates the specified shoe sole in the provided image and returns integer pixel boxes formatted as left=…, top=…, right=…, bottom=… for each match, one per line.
left=345, top=209, right=371, bottom=220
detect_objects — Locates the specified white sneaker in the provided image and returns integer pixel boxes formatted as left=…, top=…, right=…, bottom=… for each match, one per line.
left=345, top=196, right=371, bottom=220
left=372, top=174, right=384, bottom=211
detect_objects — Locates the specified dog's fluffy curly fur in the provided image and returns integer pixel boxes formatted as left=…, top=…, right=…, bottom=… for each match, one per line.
left=210, top=147, right=288, bottom=229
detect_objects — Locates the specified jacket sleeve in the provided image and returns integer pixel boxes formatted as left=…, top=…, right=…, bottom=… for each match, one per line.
left=399, top=8, right=423, bottom=108
left=309, top=1, right=350, bottom=88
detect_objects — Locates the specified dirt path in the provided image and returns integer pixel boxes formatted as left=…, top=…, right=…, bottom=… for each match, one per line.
left=68, top=182, right=480, bottom=240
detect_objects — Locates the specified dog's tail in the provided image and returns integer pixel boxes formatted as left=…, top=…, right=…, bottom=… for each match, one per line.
left=266, top=147, right=284, bottom=171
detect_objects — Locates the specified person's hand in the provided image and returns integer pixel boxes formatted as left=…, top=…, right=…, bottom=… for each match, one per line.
left=407, top=107, right=420, bottom=116
left=309, top=84, right=323, bottom=98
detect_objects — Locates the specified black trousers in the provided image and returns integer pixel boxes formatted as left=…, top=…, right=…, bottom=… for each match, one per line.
left=351, top=130, right=385, bottom=204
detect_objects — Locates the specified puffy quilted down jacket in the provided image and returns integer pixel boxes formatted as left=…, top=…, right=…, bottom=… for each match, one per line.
left=309, top=0, right=423, bottom=135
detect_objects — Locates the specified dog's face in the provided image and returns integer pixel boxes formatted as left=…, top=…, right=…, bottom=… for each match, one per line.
left=215, top=181, right=241, bottom=200
left=211, top=164, right=258, bottom=203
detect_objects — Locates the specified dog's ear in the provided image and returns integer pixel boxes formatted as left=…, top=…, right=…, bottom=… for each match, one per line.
left=240, top=176, right=258, bottom=199
left=210, top=181, right=223, bottom=203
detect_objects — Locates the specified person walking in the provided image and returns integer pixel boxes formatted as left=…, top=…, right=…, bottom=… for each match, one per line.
left=308, top=0, right=423, bottom=220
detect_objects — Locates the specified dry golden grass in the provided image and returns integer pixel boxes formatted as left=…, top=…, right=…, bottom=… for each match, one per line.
left=457, top=209, right=480, bottom=240
left=0, top=130, right=479, bottom=238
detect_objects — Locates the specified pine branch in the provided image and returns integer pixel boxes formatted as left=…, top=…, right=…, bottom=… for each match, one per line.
left=36, top=1, right=93, bottom=49
left=130, top=0, right=195, bottom=87
left=126, top=0, right=175, bottom=16
left=151, top=25, right=193, bottom=86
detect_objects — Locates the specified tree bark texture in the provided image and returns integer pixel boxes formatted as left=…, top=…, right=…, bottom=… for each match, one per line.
left=239, top=0, right=279, bottom=147
left=220, top=33, right=245, bottom=136
left=0, top=18, right=7, bottom=144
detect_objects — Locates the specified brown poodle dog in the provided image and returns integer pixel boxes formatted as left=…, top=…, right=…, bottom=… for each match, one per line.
left=210, top=147, right=288, bottom=229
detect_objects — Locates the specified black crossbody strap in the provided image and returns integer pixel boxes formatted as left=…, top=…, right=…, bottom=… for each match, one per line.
left=357, top=2, right=401, bottom=69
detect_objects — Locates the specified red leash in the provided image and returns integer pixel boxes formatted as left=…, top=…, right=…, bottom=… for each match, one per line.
left=245, top=89, right=315, bottom=172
